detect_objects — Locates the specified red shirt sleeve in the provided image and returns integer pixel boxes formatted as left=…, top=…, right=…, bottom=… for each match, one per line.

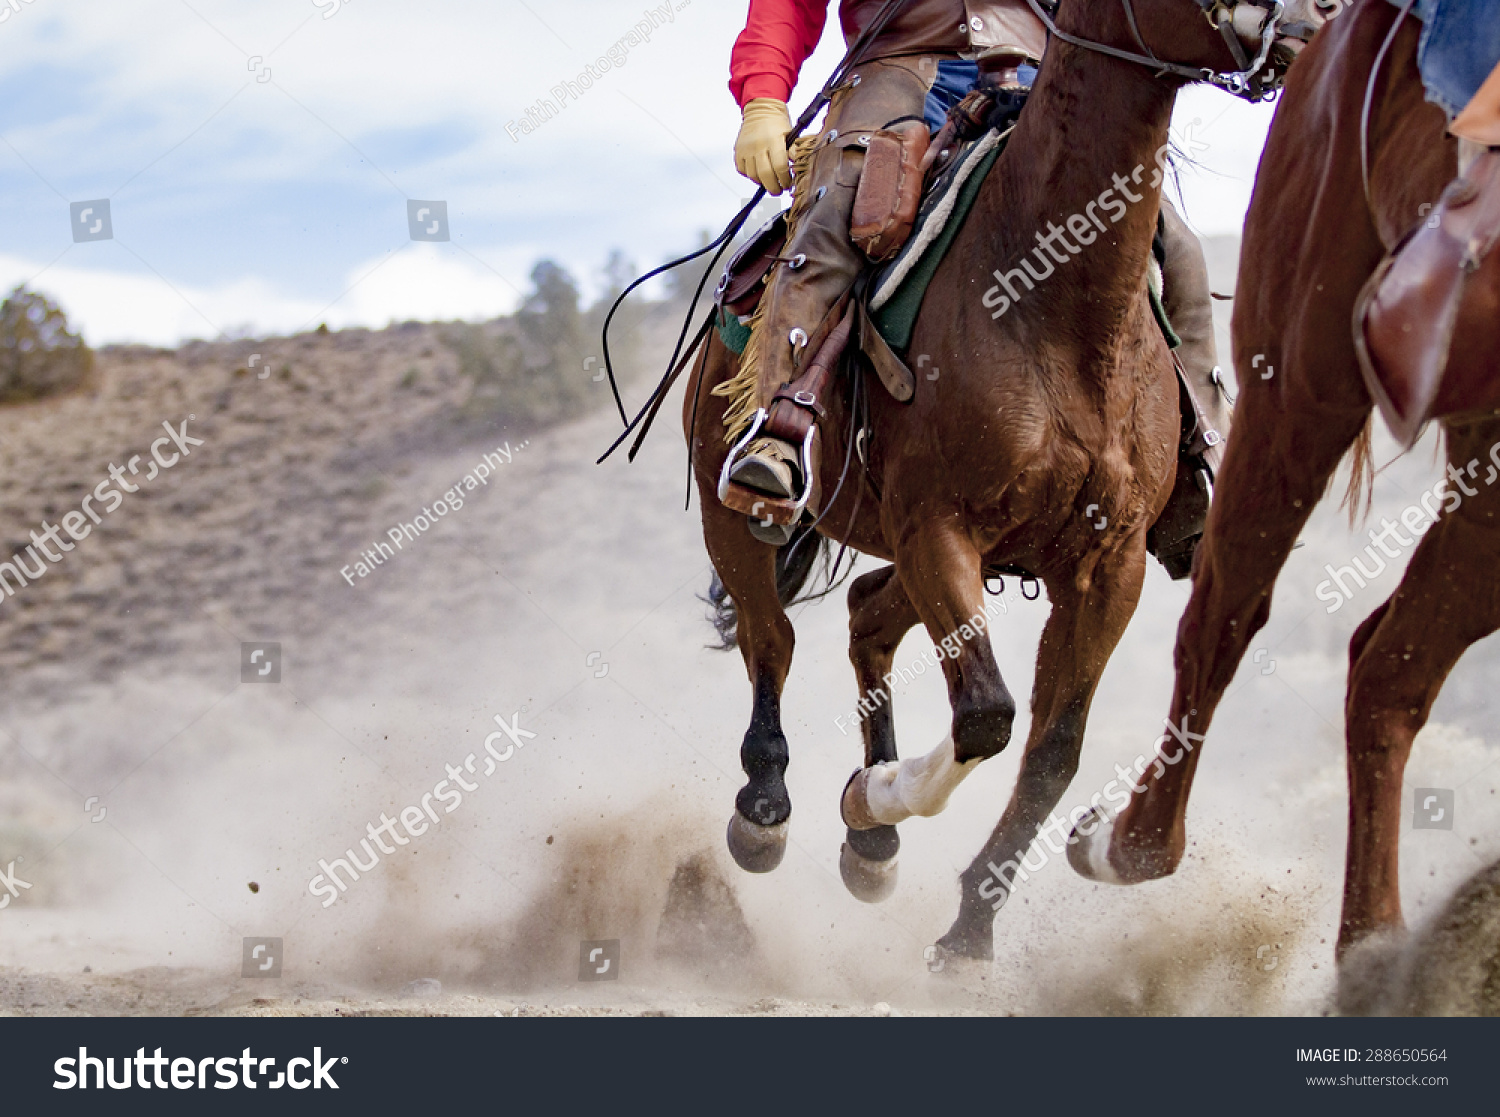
left=729, top=0, right=829, bottom=108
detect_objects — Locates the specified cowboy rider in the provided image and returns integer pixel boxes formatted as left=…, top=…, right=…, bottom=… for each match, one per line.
left=722, top=0, right=1049, bottom=505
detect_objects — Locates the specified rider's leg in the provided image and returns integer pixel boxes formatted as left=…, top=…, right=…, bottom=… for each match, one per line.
left=723, top=54, right=942, bottom=502
left=1151, top=200, right=1232, bottom=578
left=1359, top=59, right=1500, bottom=439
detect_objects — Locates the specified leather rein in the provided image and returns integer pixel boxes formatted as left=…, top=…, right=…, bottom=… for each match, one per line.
left=1020, top=0, right=1299, bottom=101
left=596, top=0, right=913, bottom=468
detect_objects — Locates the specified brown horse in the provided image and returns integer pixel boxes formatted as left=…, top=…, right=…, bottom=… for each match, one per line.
left=1069, top=0, right=1489, bottom=958
left=684, top=0, right=1311, bottom=961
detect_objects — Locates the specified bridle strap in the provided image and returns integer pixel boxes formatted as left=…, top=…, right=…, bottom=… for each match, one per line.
left=1019, top=0, right=1287, bottom=100
left=1021, top=0, right=1210, bottom=83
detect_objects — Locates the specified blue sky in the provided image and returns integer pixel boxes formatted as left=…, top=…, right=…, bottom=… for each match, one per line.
left=0, top=0, right=1278, bottom=346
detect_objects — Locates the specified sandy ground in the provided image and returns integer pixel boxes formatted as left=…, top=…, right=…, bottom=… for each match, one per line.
left=3, top=243, right=1500, bottom=1017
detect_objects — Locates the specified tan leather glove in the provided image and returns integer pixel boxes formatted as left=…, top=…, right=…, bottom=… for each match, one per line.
left=734, top=98, right=793, bottom=196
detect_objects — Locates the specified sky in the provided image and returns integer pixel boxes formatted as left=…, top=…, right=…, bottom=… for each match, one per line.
left=0, top=0, right=1279, bottom=347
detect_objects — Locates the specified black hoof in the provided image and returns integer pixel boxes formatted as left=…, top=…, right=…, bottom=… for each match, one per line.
left=747, top=516, right=795, bottom=547
left=935, top=919, right=994, bottom=964
left=726, top=811, right=788, bottom=874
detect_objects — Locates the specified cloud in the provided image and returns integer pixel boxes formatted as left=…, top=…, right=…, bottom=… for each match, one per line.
left=0, top=243, right=529, bottom=347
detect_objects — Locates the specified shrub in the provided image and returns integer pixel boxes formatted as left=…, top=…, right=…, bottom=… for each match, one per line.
left=0, top=286, right=93, bottom=404
left=443, top=259, right=594, bottom=427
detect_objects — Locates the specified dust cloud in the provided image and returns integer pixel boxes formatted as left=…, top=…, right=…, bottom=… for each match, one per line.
left=4, top=252, right=1500, bottom=1016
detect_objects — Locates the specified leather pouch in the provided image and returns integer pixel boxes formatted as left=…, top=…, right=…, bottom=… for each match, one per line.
left=718, top=210, right=788, bottom=318
left=850, top=121, right=929, bottom=263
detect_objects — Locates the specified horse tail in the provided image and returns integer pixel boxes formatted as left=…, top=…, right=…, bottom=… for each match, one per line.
left=1341, top=414, right=1376, bottom=526
left=705, top=525, right=832, bottom=650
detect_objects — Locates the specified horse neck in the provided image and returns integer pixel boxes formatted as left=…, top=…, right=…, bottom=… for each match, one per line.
left=968, top=4, right=1181, bottom=343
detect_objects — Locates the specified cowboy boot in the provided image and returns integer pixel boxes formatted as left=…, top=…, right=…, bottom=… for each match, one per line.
left=1355, top=60, right=1500, bottom=448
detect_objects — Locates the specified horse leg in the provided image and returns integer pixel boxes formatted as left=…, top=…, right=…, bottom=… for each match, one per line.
left=1069, top=383, right=1369, bottom=883
left=700, top=487, right=797, bottom=873
left=941, top=545, right=1147, bottom=960
left=839, top=564, right=922, bottom=902
left=1337, top=427, right=1500, bottom=954
left=841, top=523, right=1015, bottom=832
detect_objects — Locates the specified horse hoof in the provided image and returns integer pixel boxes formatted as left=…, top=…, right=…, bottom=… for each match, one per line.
left=726, top=811, right=788, bottom=874
left=747, top=516, right=795, bottom=547
left=1066, top=806, right=1128, bottom=884
left=923, top=940, right=994, bottom=988
left=841, top=767, right=884, bottom=831
left=839, top=840, right=898, bottom=903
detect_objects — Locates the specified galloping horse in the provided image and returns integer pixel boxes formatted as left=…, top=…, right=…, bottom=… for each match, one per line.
left=1070, top=0, right=1488, bottom=958
left=685, top=0, right=1313, bottom=962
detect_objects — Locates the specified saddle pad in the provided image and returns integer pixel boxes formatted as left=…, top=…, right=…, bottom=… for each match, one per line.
left=869, top=128, right=1009, bottom=350
left=716, top=130, right=1181, bottom=357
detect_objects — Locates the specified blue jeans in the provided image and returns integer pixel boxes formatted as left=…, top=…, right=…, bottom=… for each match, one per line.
left=1389, top=0, right=1500, bottom=117
left=922, top=60, right=1038, bottom=131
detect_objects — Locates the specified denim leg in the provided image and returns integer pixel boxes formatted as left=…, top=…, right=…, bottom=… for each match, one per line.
left=920, top=60, right=1038, bottom=131
left=1387, top=0, right=1500, bottom=116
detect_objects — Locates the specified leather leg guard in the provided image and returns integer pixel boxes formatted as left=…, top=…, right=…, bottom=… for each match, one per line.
left=1355, top=144, right=1500, bottom=448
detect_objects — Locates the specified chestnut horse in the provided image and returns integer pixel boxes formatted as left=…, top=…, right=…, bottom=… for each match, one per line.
left=1070, top=0, right=1488, bottom=958
left=684, top=0, right=1311, bottom=961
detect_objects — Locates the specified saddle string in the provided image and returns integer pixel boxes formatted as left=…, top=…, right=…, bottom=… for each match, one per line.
left=1361, top=0, right=1420, bottom=212
left=623, top=308, right=716, bottom=463
left=779, top=358, right=870, bottom=605
left=596, top=207, right=758, bottom=462
left=596, top=0, right=912, bottom=466
left=682, top=316, right=715, bottom=510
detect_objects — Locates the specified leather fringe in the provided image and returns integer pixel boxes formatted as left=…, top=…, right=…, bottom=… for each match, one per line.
left=713, top=132, right=824, bottom=445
